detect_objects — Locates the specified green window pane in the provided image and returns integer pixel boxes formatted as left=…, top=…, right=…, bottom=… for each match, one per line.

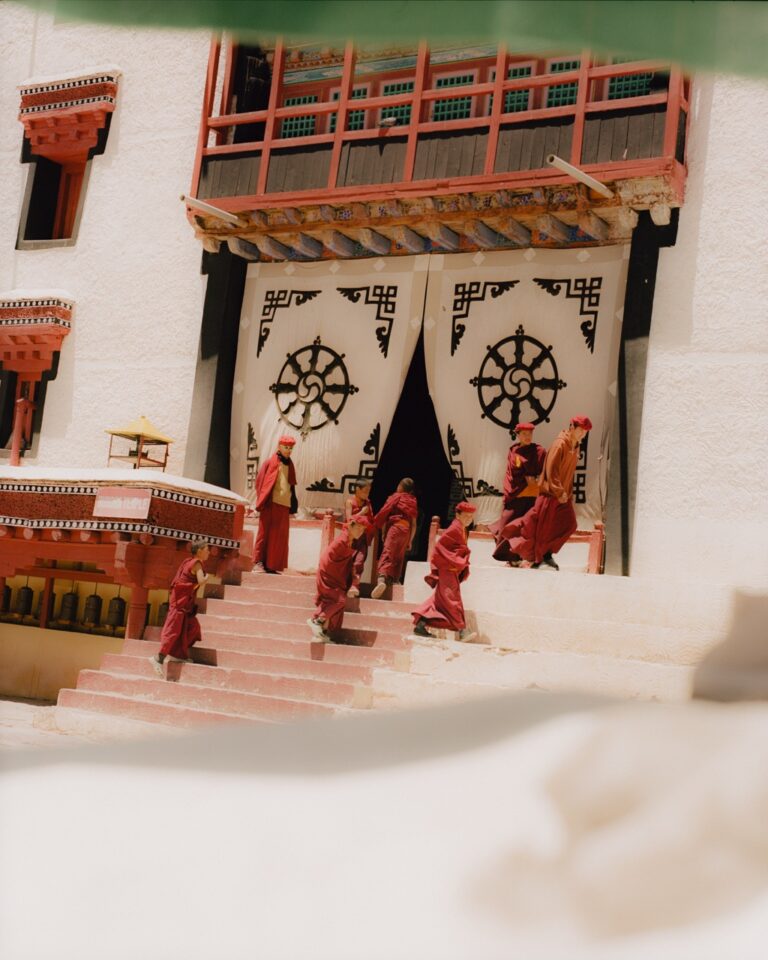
left=608, top=71, right=653, bottom=99
left=380, top=79, right=414, bottom=125
left=281, top=94, right=317, bottom=138
left=489, top=64, right=532, bottom=114
left=546, top=59, right=580, bottom=108
left=433, top=73, right=474, bottom=121
left=330, top=87, right=367, bottom=132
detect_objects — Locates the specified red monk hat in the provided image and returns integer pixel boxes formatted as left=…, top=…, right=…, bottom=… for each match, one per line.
left=277, top=435, right=297, bottom=447
left=570, top=415, right=593, bottom=431
left=455, top=501, right=476, bottom=514
left=514, top=422, right=535, bottom=432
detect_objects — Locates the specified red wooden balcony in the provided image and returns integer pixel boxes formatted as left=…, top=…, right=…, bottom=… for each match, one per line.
left=187, top=41, right=690, bottom=259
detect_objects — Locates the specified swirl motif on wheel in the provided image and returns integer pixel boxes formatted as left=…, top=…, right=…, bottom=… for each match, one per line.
left=469, top=324, right=566, bottom=431
left=270, top=337, right=358, bottom=436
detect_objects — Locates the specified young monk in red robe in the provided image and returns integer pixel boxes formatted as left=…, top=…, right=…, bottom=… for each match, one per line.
left=411, top=502, right=477, bottom=642
left=371, top=477, right=418, bottom=599
left=494, top=415, right=592, bottom=570
left=253, top=435, right=298, bottom=573
left=344, top=478, right=373, bottom=598
left=307, top=516, right=369, bottom=642
left=489, top=422, right=546, bottom=565
left=149, top=540, right=210, bottom=676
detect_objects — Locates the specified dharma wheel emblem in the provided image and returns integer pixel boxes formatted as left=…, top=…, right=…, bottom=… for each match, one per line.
left=469, top=324, right=566, bottom=431
left=270, top=337, right=358, bottom=436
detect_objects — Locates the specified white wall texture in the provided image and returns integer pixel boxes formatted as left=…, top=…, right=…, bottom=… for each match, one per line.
left=632, top=75, right=768, bottom=587
left=0, top=4, right=209, bottom=474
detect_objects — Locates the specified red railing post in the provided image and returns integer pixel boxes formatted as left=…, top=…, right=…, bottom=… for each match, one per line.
left=327, top=41, right=356, bottom=190
left=402, top=41, right=430, bottom=183
left=662, top=66, right=684, bottom=159
left=484, top=45, right=507, bottom=176
left=569, top=49, right=592, bottom=167
left=587, top=521, right=605, bottom=574
left=216, top=39, right=237, bottom=146
left=319, top=509, right=336, bottom=556
left=190, top=36, right=221, bottom=198
left=125, top=585, right=148, bottom=640
left=256, top=38, right=286, bottom=197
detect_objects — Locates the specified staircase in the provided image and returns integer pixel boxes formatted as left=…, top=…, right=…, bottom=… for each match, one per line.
left=56, top=571, right=416, bottom=731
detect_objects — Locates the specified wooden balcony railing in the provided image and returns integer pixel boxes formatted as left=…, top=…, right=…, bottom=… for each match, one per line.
left=191, top=40, right=689, bottom=211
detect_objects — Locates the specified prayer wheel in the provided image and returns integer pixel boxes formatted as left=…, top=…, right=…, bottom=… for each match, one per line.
left=106, top=595, right=126, bottom=628
left=59, top=591, right=79, bottom=623
left=158, top=601, right=169, bottom=627
left=15, top=586, right=33, bottom=617
left=1, top=585, right=10, bottom=613
left=82, top=593, right=103, bottom=626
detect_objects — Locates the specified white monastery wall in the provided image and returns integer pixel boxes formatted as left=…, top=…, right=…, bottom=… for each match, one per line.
left=632, top=75, right=768, bottom=587
left=0, top=5, right=209, bottom=473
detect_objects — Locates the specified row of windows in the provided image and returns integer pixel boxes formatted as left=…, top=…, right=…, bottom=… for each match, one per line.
left=278, top=59, right=658, bottom=138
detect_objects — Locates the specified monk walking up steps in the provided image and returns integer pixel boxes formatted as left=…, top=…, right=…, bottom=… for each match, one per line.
left=489, top=422, right=546, bottom=566
left=493, top=415, right=592, bottom=570
left=412, top=502, right=477, bottom=642
left=345, top=478, right=373, bottom=598
left=308, top=516, right=369, bottom=642
left=149, top=541, right=210, bottom=677
left=371, top=477, right=418, bottom=600
left=253, top=435, right=298, bottom=573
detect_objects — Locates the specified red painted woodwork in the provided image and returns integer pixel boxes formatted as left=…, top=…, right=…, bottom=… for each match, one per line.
left=18, top=72, right=119, bottom=166
left=191, top=44, right=689, bottom=214
left=0, top=476, right=252, bottom=639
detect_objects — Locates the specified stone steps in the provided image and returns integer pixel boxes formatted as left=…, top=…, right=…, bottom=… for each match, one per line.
left=57, top=688, right=253, bottom=729
left=101, top=653, right=373, bottom=709
left=73, top=669, right=342, bottom=722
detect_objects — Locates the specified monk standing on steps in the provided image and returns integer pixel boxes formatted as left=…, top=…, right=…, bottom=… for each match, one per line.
left=493, top=415, right=592, bottom=570
left=489, top=421, right=546, bottom=565
left=149, top=540, right=210, bottom=677
left=345, top=478, right=374, bottom=599
left=371, top=477, right=418, bottom=599
left=308, top=515, right=369, bottom=642
left=253, top=435, right=298, bottom=574
left=411, top=502, right=477, bottom=642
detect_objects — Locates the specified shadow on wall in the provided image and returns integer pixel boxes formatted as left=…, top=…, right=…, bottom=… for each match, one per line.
left=693, top=590, right=768, bottom=702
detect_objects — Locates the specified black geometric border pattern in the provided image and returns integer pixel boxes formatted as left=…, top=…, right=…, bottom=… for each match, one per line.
left=258, top=289, right=321, bottom=357
left=0, top=483, right=99, bottom=495
left=336, top=286, right=398, bottom=358
left=0, top=482, right=236, bottom=513
left=532, top=276, right=603, bottom=353
left=306, top=422, right=381, bottom=493
left=451, top=280, right=519, bottom=355
left=446, top=424, right=503, bottom=498
left=0, top=516, right=239, bottom=549
left=151, top=489, right=237, bottom=513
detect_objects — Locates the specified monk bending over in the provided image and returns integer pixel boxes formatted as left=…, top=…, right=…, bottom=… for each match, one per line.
left=149, top=540, right=210, bottom=677
left=412, top=502, right=477, bottom=642
left=493, top=415, right=592, bottom=570
left=253, top=434, right=298, bottom=573
left=371, top=477, right=418, bottom=599
left=344, top=478, right=374, bottom=599
left=308, top=516, right=369, bottom=642
left=489, top=421, right=546, bottom=566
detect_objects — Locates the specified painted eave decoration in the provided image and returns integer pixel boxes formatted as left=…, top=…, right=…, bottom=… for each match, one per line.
left=17, top=66, right=121, bottom=164
left=0, top=293, right=75, bottom=379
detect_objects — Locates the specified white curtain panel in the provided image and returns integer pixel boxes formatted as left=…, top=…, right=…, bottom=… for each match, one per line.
left=231, top=256, right=428, bottom=513
left=423, top=247, right=629, bottom=526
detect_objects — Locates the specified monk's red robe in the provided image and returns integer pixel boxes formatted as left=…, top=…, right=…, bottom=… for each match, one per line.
left=159, top=556, right=203, bottom=659
left=345, top=494, right=373, bottom=587
left=489, top=441, right=546, bottom=542
left=314, top=528, right=356, bottom=632
left=253, top=452, right=297, bottom=571
left=374, top=491, right=418, bottom=581
left=411, top=518, right=470, bottom=631
left=494, top=430, right=579, bottom=564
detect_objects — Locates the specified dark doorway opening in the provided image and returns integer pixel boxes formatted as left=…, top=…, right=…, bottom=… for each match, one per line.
left=371, top=330, right=454, bottom=561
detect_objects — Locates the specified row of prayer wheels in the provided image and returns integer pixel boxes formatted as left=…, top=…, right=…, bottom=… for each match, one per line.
left=0, top=584, right=170, bottom=631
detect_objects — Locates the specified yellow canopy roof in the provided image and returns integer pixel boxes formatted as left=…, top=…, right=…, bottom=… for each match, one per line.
left=105, top=415, right=173, bottom=444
